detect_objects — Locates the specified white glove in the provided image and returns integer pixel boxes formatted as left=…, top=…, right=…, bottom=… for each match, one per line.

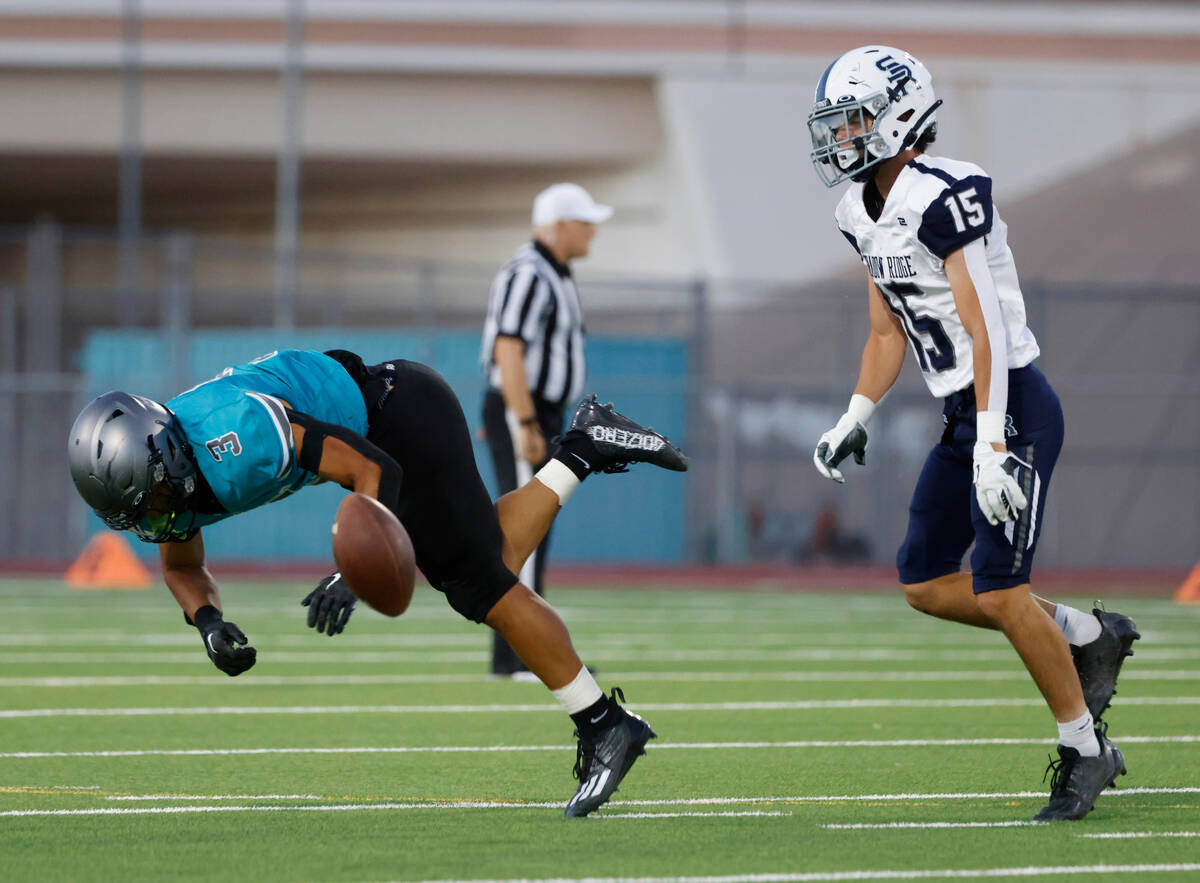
left=972, top=440, right=1028, bottom=525
left=813, top=413, right=869, bottom=484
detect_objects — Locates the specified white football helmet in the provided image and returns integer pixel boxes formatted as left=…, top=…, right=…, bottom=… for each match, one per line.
left=808, top=45, right=941, bottom=187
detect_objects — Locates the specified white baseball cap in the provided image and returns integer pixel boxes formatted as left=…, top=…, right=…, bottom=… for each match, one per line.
left=531, top=183, right=613, bottom=227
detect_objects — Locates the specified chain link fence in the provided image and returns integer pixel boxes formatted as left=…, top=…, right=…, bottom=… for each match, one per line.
left=3, top=221, right=1197, bottom=569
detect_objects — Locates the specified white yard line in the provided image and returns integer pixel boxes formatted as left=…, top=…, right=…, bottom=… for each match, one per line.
left=105, top=793, right=323, bottom=801
left=596, top=811, right=789, bottom=819
left=0, top=801, right=560, bottom=817
left=10, top=630, right=1195, bottom=648
left=1, top=791, right=1196, bottom=820
left=395, top=866, right=1200, bottom=882
left=2, top=697, right=1198, bottom=719
left=0, top=633, right=484, bottom=647
left=2, top=737, right=1199, bottom=760
left=0, top=651, right=490, bottom=664
left=4, top=790, right=1198, bottom=807
left=1079, top=832, right=1200, bottom=839
left=0, top=669, right=1196, bottom=688
left=2, top=648, right=1196, bottom=665
left=611, top=789, right=1200, bottom=804
left=823, top=821, right=1045, bottom=830
left=0, top=673, right=505, bottom=688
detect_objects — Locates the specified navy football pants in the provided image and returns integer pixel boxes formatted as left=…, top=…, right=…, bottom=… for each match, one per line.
left=896, top=364, right=1064, bottom=593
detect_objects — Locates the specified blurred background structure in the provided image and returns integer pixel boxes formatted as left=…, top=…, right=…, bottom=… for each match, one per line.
left=1, top=0, right=1197, bottom=577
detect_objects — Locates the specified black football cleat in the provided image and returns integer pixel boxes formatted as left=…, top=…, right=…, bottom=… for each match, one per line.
left=1071, top=607, right=1140, bottom=720
left=564, top=688, right=656, bottom=818
left=568, top=394, right=688, bottom=474
left=1033, top=728, right=1126, bottom=821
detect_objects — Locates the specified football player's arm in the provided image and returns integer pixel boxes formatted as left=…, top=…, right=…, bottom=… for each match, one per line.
left=812, top=276, right=905, bottom=483
left=855, top=276, right=908, bottom=405
left=286, top=411, right=402, bottom=513
left=947, top=240, right=1027, bottom=525
left=161, top=532, right=257, bottom=676
left=160, top=531, right=221, bottom=620
left=946, top=240, right=1009, bottom=451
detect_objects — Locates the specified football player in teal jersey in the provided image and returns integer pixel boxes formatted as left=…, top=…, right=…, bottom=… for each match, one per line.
left=68, top=348, right=686, bottom=817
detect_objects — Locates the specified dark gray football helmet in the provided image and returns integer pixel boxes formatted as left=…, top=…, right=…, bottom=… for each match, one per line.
left=68, top=391, right=200, bottom=543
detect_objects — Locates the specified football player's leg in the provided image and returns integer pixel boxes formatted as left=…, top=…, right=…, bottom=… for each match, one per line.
left=494, top=480, right=561, bottom=576
left=898, top=439, right=1087, bottom=633
left=897, top=444, right=981, bottom=622
left=969, top=410, right=1083, bottom=722
left=908, top=570, right=1068, bottom=631
left=368, top=364, right=616, bottom=690
left=997, top=367, right=1139, bottom=720
left=976, top=583, right=1086, bottom=721
left=371, top=364, right=660, bottom=815
left=967, top=389, right=1124, bottom=819
left=494, top=395, right=688, bottom=575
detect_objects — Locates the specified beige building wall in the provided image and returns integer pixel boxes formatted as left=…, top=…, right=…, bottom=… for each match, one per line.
left=2, top=0, right=1198, bottom=296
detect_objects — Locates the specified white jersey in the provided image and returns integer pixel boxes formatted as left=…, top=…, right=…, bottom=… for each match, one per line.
left=835, top=155, right=1040, bottom=399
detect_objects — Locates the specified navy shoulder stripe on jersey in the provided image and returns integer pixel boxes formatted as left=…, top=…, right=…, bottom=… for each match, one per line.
left=907, top=159, right=957, bottom=186
left=840, top=229, right=861, bottom=255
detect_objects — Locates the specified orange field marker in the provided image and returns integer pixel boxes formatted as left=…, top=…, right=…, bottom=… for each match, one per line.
left=1175, top=562, right=1200, bottom=604
left=65, top=533, right=153, bottom=590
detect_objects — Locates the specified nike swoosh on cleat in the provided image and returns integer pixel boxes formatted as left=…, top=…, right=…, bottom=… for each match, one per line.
left=570, top=452, right=592, bottom=470
left=589, top=710, right=609, bottom=724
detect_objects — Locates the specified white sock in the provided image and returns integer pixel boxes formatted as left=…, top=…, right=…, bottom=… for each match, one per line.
left=1054, top=604, right=1102, bottom=646
left=535, top=459, right=581, bottom=506
left=1057, top=711, right=1100, bottom=757
left=551, top=665, right=602, bottom=715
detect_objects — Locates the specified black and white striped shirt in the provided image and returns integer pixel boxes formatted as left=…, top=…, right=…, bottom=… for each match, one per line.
left=480, top=240, right=586, bottom=408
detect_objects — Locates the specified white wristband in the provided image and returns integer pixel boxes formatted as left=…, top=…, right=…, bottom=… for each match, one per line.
left=847, top=394, right=876, bottom=426
left=977, top=410, right=1006, bottom=445
left=534, top=459, right=581, bottom=505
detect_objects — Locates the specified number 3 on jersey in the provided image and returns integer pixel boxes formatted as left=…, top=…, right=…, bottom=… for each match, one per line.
left=205, top=432, right=243, bottom=462
left=876, top=282, right=956, bottom=373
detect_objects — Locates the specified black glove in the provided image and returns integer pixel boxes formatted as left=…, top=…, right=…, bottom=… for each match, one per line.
left=192, top=605, right=257, bottom=677
left=301, top=571, right=358, bottom=636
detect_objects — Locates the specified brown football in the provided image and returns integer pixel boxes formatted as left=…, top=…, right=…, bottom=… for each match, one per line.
left=331, top=493, right=415, bottom=617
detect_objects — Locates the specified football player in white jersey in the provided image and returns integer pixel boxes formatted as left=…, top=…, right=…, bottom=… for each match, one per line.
left=807, top=46, right=1140, bottom=821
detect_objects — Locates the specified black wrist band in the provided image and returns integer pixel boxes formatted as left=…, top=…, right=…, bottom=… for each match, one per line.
left=191, top=605, right=222, bottom=632
left=519, top=416, right=539, bottom=427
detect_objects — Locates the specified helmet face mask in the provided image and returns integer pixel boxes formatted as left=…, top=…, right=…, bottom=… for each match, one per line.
left=68, top=391, right=200, bottom=544
left=808, top=45, right=941, bottom=188
left=809, top=99, right=891, bottom=186
left=102, top=460, right=198, bottom=544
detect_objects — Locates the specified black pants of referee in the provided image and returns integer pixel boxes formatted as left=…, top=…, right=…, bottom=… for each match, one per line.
left=482, top=388, right=565, bottom=675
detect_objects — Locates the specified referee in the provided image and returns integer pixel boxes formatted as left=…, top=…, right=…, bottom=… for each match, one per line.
left=480, top=182, right=611, bottom=676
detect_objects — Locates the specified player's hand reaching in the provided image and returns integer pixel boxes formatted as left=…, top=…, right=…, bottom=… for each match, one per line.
left=972, top=441, right=1028, bottom=525
left=813, top=412, right=869, bottom=483
left=301, top=571, right=358, bottom=636
left=192, top=605, right=257, bottom=676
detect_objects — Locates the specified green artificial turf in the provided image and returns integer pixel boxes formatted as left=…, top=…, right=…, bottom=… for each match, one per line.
left=0, top=577, right=1197, bottom=882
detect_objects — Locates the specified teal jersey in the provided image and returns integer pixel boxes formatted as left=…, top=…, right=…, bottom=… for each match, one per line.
left=166, top=350, right=368, bottom=527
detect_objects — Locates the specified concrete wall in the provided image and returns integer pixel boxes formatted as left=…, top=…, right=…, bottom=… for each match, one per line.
left=2, top=1, right=1198, bottom=288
